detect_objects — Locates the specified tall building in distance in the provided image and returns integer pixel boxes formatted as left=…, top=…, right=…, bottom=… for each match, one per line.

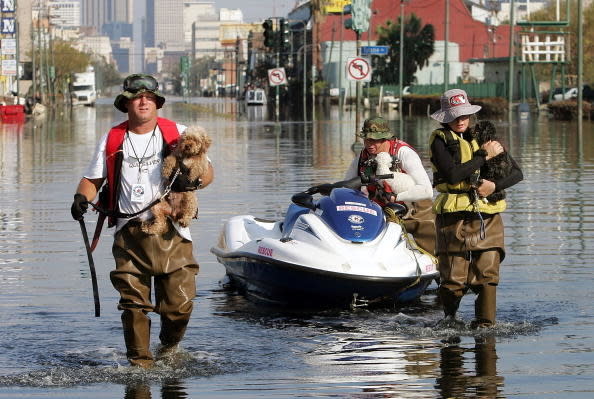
left=81, top=0, right=133, bottom=34
left=48, top=1, right=81, bottom=27
left=145, top=0, right=155, bottom=47
left=80, top=0, right=109, bottom=34
left=112, top=0, right=133, bottom=23
left=153, top=0, right=184, bottom=50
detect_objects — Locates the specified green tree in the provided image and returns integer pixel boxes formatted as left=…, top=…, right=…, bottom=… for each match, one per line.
left=189, top=56, right=221, bottom=95
left=91, top=56, right=121, bottom=92
left=191, top=56, right=221, bottom=79
left=30, top=39, right=90, bottom=99
left=374, top=13, right=434, bottom=86
left=50, top=40, right=92, bottom=93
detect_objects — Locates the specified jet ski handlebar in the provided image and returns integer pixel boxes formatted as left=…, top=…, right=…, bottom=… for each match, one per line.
left=291, top=174, right=395, bottom=209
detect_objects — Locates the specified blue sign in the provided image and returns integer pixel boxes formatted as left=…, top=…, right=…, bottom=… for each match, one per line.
left=1, top=17, right=14, bottom=34
left=361, top=45, right=390, bottom=56
left=1, top=0, right=15, bottom=13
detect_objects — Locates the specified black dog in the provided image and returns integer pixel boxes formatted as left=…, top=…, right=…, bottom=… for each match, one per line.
left=472, top=120, right=513, bottom=202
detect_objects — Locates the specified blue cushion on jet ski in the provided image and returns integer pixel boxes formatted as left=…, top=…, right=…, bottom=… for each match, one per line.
left=282, top=204, right=309, bottom=234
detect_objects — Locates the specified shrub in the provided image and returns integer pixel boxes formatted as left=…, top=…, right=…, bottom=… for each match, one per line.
left=547, top=100, right=593, bottom=120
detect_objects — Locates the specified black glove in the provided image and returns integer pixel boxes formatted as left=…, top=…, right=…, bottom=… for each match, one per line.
left=308, top=183, right=334, bottom=196
left=71, top=193, right=88, bottom=221
left=171, top=172, right=201, bottom=192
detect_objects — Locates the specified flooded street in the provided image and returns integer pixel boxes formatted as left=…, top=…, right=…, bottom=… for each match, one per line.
left=0, top=98, right=593, bottom=398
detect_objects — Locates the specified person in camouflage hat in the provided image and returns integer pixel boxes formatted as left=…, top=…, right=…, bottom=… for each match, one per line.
left=345, top=116, right=436, bottom=255
left=71, top=73, right=214, bottom=368
left=357, top=116, right=394, bottom=140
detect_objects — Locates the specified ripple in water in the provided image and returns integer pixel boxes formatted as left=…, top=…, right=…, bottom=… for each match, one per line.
left=0, top=347, right=235, bottom=387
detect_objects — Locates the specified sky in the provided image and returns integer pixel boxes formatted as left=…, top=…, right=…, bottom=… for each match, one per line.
left=214, top=0, right=297, bottom=22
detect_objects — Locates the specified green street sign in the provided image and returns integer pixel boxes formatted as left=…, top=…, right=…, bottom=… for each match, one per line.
left=180, top=56, right=190, bottom=73
left=351, top=0, right=371, bottom=33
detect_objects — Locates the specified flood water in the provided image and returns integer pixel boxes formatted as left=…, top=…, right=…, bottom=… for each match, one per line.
left=0, top=98, right=593, bottom=398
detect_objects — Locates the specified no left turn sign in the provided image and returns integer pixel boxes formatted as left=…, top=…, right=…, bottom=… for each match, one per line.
left=268, top=67, right=287, bottom=86
left=346, top=57, right=372, bottom=82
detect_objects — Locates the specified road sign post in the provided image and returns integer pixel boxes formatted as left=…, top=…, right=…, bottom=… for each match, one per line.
left=268, top=66, right=287, bottom=122
left=349, top=0, right=371, bottom=137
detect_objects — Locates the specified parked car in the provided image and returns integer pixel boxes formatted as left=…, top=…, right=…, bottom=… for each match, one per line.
left=552, top=87, right=577, bottom=101
left=551, top=85, right=594, bottom=101
left=381, top=86, right=411, bottom=109
left=382, top=90, right=399, bottom=109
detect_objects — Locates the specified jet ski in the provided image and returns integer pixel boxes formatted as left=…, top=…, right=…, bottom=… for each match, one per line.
left=211, top=176, right=439, bottom=308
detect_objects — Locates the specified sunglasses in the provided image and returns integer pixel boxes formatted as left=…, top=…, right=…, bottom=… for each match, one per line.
left=123, top=75, right=159, bottom=93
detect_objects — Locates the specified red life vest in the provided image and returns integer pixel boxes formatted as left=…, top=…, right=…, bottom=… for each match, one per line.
left=357, top=139, right=416, bottom=207
left=103, top=117, right=180, bottom=227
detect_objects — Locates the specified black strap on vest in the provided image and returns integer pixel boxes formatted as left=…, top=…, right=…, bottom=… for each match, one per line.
left=432, top=129, right=465, bottom=187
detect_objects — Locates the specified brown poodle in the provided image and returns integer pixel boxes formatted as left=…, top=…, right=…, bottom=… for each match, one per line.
left=141, top=125, right=212, bottom=235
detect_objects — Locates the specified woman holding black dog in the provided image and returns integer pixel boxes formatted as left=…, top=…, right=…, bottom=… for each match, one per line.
left=429, top=89, right=522, bottom=328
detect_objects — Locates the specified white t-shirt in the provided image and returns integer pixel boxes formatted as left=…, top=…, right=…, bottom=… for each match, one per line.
left=84, top=123, right=192, bottom=241
left=344, top=145, right=433, bottom=202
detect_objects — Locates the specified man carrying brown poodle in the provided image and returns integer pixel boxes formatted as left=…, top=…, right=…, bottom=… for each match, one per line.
left=70, top=74, right=214, bottom=368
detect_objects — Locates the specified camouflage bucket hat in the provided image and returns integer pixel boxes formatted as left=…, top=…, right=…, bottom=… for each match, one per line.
left=114, top=74, right=166, bottom=113
left=357, top=117, right=394, bottom=140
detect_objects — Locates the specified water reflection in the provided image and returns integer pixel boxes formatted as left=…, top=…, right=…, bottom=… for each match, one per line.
left=1, top=101, right=593, bottom=397
left=124, top=380, right=188, bottom=399
left=436, top=336, right=504, bottom=399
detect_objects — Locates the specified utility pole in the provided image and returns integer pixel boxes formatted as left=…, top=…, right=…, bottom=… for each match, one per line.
left=303, top=32, right=307, bottom=121
left=444, top=0, right=449, bottom=92
left=355, top=31, right=361, bottom=132
left=577, top=0, right=583, bottom=136
left=16, top=21, right=20, bottom=104
left=32, top=20, right=36, bottom=102
left=399, top=0, right=405, bottom=138
left=349, top=0, right=370, bottom=136
left=276, top=22, right=280, bottom=123
left=192, top=22, right=196, bottom=95
left=508, top=0, right=515, bottom=116
left=339, top=8, right=344, bottom=113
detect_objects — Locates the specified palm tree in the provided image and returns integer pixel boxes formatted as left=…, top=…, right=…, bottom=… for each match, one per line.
left=374, top=13, right=435, bottom=86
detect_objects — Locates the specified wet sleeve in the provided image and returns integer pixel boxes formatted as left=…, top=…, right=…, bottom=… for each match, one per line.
left=396, top=147, right=433, bottom=202
left=430, top=135, right=485, bottom=185
left=494, top=153, right=523, bottom=192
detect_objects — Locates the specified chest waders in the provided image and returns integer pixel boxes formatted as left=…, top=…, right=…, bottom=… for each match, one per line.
left=430, top=128, right=503, bottom=328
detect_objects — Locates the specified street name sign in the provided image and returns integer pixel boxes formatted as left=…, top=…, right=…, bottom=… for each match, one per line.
left=361, top=45, right=389, bottom=56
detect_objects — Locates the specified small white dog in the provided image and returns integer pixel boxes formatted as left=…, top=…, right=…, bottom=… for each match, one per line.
left=375, top=152, right=415, bottom=195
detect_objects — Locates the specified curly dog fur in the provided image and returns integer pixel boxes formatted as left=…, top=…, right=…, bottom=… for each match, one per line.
left=141, top=125, right=212, bottom=234
left=472, top=120, right=512, bottom=202
left=375, top=152, right=415, bottom=194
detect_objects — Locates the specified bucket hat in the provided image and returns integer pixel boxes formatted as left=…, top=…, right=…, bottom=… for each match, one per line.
left=114, top=74, right=166, bottom=113
left=430, top=89, right=481, bottom=123
left=357, top=116, right=394, bottom=140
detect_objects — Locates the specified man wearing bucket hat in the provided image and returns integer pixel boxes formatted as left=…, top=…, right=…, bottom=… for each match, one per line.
left=70, top=73, right=214, bottom=367
left=429, top=89, right=522, bottom=328
left=344, top=116, right=436, bottom=255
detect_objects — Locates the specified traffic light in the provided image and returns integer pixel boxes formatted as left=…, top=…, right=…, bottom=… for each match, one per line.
left=262, top=19, right=274, bottom=48
left=279, top=18, right=290, bottom=51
